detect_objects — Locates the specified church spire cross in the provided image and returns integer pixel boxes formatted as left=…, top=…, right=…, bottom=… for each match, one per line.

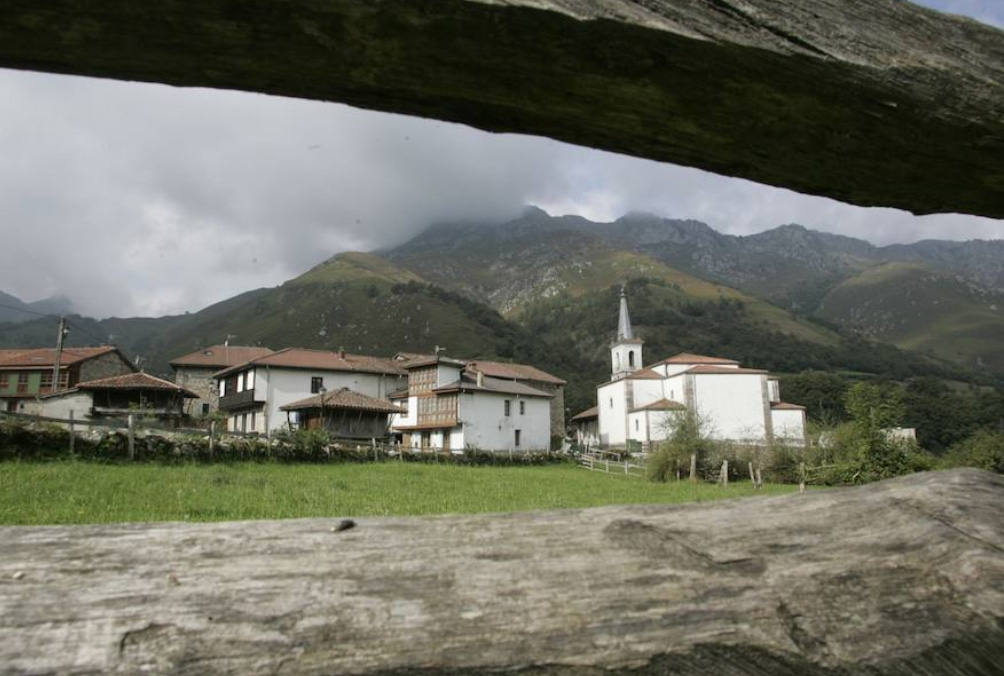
left=617, top=285, right=633, bottom=340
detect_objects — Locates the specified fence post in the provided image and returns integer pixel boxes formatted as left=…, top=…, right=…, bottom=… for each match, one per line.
left=756, top=468, right=763, bottom=489
left=748, top=461, right=755, bottom=486
left=209, top=420, right=216, bottom=458
left=68, top=410, right=75, bottom=454
left=721, top=459, right=728, bottom=487
left=689, top=454, right=697, bottom=483
left=624, top=461, right=628, bottom=475
left=799, top=461, right=806, bottom=494
left=127, top=414, right=135, bottom=461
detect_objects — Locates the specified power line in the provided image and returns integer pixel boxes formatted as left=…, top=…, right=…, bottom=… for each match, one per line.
left=0, top=301, right=57, bottom=320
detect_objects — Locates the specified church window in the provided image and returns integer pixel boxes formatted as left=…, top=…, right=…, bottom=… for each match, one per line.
left=635, top=419, right=639, bottom=431
left=628, top=351, right=635, bottom=367
left=609, top=397, right=613, bottom=409
left=615, top=353, right=620, bottom=369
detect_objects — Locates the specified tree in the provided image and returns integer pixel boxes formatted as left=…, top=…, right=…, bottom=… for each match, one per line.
left=646, top=409, right=716, bottom=482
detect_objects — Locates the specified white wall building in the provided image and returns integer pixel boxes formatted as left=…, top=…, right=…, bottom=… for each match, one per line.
left=582, top=288, right=807, bottom=449
left=390, top=355, right=552, bottom=452
left=214, top=348, right=407, bottom=433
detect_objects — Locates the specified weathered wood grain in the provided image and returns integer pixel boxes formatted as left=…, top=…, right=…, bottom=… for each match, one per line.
left=1, top=468, right=1002, bottom=674
left=0, top=1, right=1002, bottom=218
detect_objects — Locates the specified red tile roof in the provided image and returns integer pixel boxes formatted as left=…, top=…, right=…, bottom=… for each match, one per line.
left=631, top=398, right=687, bottom=412
left=280, top=388, right=402, bottom=413
left=170, top=345, right=273, bottom=368
left=571, top=406, right=598, bottom=421
left=0, top=346, right=124, bottom=369
left=627, top=368, right=663, bottom=380
left=216, top=348, right=406, bottom=377
left=685, top=365, right=767, bottom=375
left=771, top=402, right=806, bottom=410
left=76, top=372, right=198, bottom=397
left=434, top=374, right=553, bottom=398
left=466, top=360, right=565, bottom=385
left=653, top=352, right=740, bottom=366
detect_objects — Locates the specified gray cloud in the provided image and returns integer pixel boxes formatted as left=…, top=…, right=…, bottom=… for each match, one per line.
left=0, top=0, right=1001, bottom=318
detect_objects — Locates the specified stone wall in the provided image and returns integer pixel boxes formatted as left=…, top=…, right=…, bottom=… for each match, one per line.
left=172, top=366, right=219, bottom=417
left=77, top=351, right=135, bottom=384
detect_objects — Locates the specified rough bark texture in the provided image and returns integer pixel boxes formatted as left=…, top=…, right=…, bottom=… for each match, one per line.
left=1, top=468, right=1002, bottom=674
left=0, top=1, right=1002, bottom=218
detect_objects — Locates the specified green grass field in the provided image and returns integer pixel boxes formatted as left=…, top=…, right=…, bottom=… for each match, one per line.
left=0, top=461, right=798, bottom=525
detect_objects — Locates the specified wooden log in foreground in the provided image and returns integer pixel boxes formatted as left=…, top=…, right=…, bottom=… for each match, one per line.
left=1, top=1, right=1003, bottom=219
left=1, top=469, right=1002, bottom=674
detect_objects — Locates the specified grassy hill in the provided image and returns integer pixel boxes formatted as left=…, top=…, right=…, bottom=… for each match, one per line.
left=816, top=262, right=1004, bottom=373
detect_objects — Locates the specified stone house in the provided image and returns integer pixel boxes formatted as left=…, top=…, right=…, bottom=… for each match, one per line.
left=0, top=346, right=135, bottom=413
left=170, top=345, right=273, bottom=417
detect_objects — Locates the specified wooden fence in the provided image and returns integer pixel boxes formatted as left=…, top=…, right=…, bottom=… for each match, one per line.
left=578, top=451, right=645, bottom=478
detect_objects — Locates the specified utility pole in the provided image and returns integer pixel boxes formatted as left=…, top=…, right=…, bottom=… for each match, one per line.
left=51, top=317, right=68, bottom=393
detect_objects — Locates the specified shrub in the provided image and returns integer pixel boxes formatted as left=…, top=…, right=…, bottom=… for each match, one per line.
left=939, top=430, right=1004, bottom=473
left=647, top=410, right=718, bottom=482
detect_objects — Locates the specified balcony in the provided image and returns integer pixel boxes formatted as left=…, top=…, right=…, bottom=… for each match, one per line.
left=218, top=389, right=261, bottom=411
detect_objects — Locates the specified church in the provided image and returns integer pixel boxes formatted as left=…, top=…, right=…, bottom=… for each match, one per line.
left=587, top=289, right=806, bottom=449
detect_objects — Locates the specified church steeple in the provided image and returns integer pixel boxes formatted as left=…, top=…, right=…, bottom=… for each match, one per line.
left=617, top=285, right=633, bottom=340
left=611, top=285, right=643, bottom=378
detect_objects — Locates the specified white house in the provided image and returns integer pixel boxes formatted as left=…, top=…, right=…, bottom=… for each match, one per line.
left=390, top=355, right=552, bottom=452
left=583, top=288, right=806, bottom=448
left=213, top=348, right=407, bottom=433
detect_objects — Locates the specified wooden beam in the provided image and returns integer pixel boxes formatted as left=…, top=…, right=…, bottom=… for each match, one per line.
left=1, top=469, right=1001, bottom=673
left=0, top=1, right=1002, bottom=218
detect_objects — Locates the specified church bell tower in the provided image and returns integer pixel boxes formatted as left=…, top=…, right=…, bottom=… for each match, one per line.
left=611, top=286, right=643, bottom=378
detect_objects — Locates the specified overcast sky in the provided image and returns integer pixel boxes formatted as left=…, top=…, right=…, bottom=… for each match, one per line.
left=0, top=0, right=1001, bottom=319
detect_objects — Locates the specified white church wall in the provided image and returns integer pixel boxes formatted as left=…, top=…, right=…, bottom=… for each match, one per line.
left=630, top=379, right=665, bottom=409
left=598, top=379, right=628, bottom=446
left=692, top=374, right=767, bottom=441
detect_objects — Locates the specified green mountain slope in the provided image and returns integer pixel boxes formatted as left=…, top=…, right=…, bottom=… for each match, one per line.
left=384, top=211, right=838, bottom=346
left=816, top=262, right=1004, bottom=373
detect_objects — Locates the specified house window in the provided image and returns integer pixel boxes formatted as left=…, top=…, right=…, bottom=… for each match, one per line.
left=17, top=373, right=28, bottom=393
left=311, top=376, right=323, bottom=394
left=246, top=370, right=255, bottom=389
left=519, top=400, right=525, bottom=415
left=58, top=371, right=68, bottom=389
left=201, top=403, right=210, bottom=416
left=40, top=371, right=53, bottom=392
left=236, top=374, right=244, bottom=393
left=514, top=429, right=521, bottom=447
left=241, top=414, right=247, bottom=432
left=504, top=399, right=511, bottom=416
left=218, top=380, right=226, bottom=397
left=0, top=373, right=7, bottom=389
left=250, top=412, right=256, bottom=431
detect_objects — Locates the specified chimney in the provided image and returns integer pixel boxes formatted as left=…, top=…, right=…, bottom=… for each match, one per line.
left=338, top=347, right=346, bottom=359
left=476, top=370, right=484, bottom=388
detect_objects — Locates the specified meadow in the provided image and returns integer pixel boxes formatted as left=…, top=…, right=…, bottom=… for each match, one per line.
left=0, top=461, right=798, bottom=525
